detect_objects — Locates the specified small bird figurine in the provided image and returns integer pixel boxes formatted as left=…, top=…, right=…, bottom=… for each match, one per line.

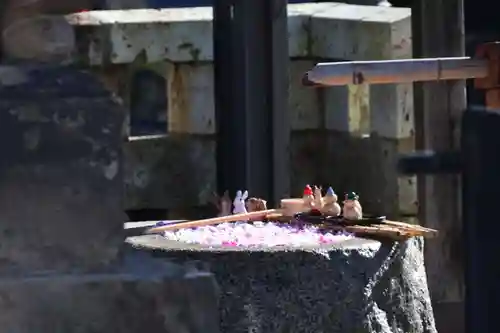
left=342, top=192, right=363, bottom=220
left=322, top=187, right=341, bottom=216
left=313, top=186, right=324, bottom=210
left=246, top=197, right=267, bottom=212
left=302, top=185, right=314, bottom=211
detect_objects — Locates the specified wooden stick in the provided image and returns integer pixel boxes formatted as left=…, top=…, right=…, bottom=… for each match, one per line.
left=265, top=213, right=286, bottom=220
left=383, top=220, right=438, bottom=235
left=147, top=209, right=280, bottom=233
left=326, top=224, right=411, bottom=238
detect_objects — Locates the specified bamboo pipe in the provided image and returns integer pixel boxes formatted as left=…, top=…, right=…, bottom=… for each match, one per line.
left=147, top=209, right=280, bottom=233
left=303, top=57, right=488, bottom=87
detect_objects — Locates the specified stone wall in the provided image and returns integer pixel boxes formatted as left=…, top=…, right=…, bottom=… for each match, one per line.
left=0, top=64, right=220, bottom=333
left=66, top=3, right=414, bottom=219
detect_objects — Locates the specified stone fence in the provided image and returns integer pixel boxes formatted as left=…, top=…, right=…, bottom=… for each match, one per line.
left=67, top=3, right=415, bottom=219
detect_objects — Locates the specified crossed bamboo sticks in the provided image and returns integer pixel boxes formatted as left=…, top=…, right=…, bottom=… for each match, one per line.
left=146, top=208, right=437, bottom=240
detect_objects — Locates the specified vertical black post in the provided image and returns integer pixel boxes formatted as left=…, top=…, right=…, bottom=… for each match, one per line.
left=269, top=0, right=290, bottom=204
left=213, top=0, right=234, bottom=195
left=462, top=107, right=500, bottom=333
left=213, top=0, right=289, bottom=204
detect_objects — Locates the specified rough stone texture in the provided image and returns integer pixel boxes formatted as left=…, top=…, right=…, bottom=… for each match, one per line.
left=124, top=134, right=216, bottom=210
left=290, top=130, right=417, bottom=218
left=0, top=65, right=221, bottom=333
left=132, top=236, right=437, bottom=333
left=0, top=65, right=126, bottom=272
left=322, top=131, right=417, bottom=217
left=2, top=15, right=75, bottom=63
left=0, top=250, right=220, bottom=333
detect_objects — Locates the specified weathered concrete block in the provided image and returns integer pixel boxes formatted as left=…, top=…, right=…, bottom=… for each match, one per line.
left=66, top=4, right=414, bottom=213
left=67, top=4, right=412, bottom=135
left=66, top=4, right=410, bottom=64
left=167, top=63, right=215, bottom=134
left=0, top=251, right=219, bottom=333
left=316, top=6, right=413, bottom=139
left=324, top=83, right=371, bottom=136
left=130, top=236, right=437, bottom=333
left=309, top=5, right=410, bottom=60
left=370, top=83, right=414, bottom=139
left=124, top=134, right=216, bottom=210
left=0, top=65, right=126, bottom=273
left=369, top=15, right=413, bottom=139
left=67, top=7, right=214, bottom=64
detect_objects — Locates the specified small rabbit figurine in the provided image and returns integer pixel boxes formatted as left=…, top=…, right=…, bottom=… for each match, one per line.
left=313, top=186, right=324, bottom=210
left=322, top=187, right=341, bottom=216
left=342, top=192, right=363, bottom=220
left=233, top=190, right=249, bottom=215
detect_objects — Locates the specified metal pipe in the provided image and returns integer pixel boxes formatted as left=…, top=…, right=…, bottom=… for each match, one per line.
left=303, top=57, right=489, bottom=86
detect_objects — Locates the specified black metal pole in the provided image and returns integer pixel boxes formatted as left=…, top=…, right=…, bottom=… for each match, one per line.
left=269, top=0, right=290, bottom=204
left=213, top=0, right=235, bottom=195
left=213, top=0, right=289, bottom=204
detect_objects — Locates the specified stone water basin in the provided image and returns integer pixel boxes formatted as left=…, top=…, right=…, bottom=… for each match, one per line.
left=127, top=222, right=437, bottom=333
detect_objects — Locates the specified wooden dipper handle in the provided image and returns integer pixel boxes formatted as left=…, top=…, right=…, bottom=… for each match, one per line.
left=147, top=209, right=280, bottom=233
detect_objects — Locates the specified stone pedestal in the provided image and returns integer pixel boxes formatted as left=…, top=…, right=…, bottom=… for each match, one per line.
left=129, top=236, right=437, bottom=333
left=0, top=65, right=124, bottom=273
left=0, top=65, right=220, bottom=332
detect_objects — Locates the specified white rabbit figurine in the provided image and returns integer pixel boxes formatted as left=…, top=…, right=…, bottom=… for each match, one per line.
left=232, top=190, right=249, bottom=215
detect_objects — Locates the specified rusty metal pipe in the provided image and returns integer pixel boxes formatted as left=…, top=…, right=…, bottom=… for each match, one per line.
left=303, top=57, right=489, bottom=86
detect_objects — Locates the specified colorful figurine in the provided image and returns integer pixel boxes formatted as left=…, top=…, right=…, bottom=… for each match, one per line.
left=342, top=192, right=363, bottom=220
left=313, top=186, right=324, bottom=210
left=211, top=190, right=232, bottom=217
left=322, top=187, right=341, bottom=216
left=233, top=190, right=249, bottom=214
left=302, top=185, right=315, bottom=211
left=246, top=197, right=267, bottom=212
left=377, top=0, right=392, bottom=7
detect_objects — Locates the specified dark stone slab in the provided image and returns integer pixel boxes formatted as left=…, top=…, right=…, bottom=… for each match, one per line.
left=124, top=135, right=216, bottom=211
left=128, top=235, right=437, bottom=333
left=0, top=250, right=220, bottom=333
left=290, top=130, right=416, bottom=218
left=0, top=65, right=126, bottom=273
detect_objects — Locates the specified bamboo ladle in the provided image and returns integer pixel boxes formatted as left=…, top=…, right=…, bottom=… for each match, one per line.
left=147, top=209, right=281, bottom=234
